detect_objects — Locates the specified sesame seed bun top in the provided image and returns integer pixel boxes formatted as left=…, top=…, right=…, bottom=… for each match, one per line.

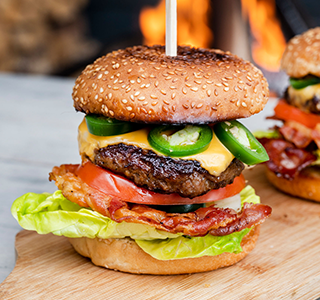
left=72, top=45, right=269, bottom=124
left=281, top=27, right=320, bottom=78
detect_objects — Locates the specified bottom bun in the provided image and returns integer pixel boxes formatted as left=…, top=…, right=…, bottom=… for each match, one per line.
left=266, top=166, right=320, bottom=202
left=68, top=226, right=260, bottom=275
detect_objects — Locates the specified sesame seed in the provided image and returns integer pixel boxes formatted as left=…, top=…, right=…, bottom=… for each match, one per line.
left=169, top=86, right=176, bottom=89
left=224, top=87, right=230, bottom=92
left=150, top=94, right=158, bottom=99
left=196, top=103, right=203, bottom=109
left=195, top=80, right=202, bottom=85
left=134, top=91, right=140, bottom=96
left=130, top=80, right=135, bottom=84
left=108, top=93, right=112, bottom=99
left=183, top=104, right=189, bottom=109
left=126, top=106, right=133, bottom=111
left=141, top=84, right=146, bottom=88
left=98, top=98, right=103, bottom=103
left=155, top=81, right=159, bottom=87
left=191, top=87, right=199, bottom=92
left=185, top=83, right=192, bottom=87
left=130, top=95, right=134, bottom=100
left=129, top=113, right=135, bottom=119
left=171, top=93, right=176, bottom=99
left=151, top=101, right=158, bottom=106
left=242, top=102, right=247, bottom=107
left=207, top=90, right=212, bottom=96
left=202, top=85, right=207, bottom=89
left=122, top=99, right=128, bottom=104
left=163, top=99, right=170, bottom=105
left=100, top=87, right=104, bottom=93
left=137, top=78, right=142, bottom=83
left=109, top=110, right=114, bottom=116
left=95, top=94, right=99, bottom=100
left=162, top=106, right=169, bottom=112
left=138, top=96, right=146, bottom=101
left=214, top=89, right=218, bottom=96
left=215, top=83, right=222, bottom=87
left=98, top=74, right=102, bottom=79
left=113, top=86, right=119, bottom=90
left=160, top=90, right=167, bottom=95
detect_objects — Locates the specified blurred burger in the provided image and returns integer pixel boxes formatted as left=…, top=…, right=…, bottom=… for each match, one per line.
left=259, top=28, right=320, bottom=202
left=12, top=45, right=271, bottom=275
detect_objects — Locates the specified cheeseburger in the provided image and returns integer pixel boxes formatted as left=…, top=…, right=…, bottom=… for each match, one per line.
left=258, top=28, right=320, bottom=202
left=12, top=45, right=271, bottom=275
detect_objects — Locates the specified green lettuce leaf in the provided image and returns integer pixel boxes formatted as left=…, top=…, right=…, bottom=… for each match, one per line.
left=11, top=186, right=260, bottom=260
left=253, top=129, right=280, bottom=139
left=11, top=191, right=180, bottom=240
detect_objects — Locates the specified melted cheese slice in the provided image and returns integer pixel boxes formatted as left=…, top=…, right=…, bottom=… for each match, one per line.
left=78, top=119, right=234, bottom=176
left=288, top=83, right=320, bottom=105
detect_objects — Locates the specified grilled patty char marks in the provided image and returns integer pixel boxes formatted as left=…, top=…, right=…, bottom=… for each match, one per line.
left=94, top=143, right=244, bottom=199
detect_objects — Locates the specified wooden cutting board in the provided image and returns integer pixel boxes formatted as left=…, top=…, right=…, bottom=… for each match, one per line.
left=1, top=165, right=320, bottom=300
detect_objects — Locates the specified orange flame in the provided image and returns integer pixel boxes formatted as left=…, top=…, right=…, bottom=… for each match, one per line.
left=139, top=0, right=213, bottom=48
left=241, top=0, right=286, bottom=71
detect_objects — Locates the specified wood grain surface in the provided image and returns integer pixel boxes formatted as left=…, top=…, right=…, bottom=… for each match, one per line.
left=1, top=165, right=320, bottom=300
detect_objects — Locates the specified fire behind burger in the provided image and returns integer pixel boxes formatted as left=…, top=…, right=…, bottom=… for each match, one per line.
left=258, top=28, right=320, bottom=202
left=12, top=45, right=272, bottom=275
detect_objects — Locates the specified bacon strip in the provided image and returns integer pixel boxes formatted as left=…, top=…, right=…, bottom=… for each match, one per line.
left=279, top=121, right=313, bottom=148
left=259, top=138, right=316, bottom=179
left=49, top=164, right=271, bottom=237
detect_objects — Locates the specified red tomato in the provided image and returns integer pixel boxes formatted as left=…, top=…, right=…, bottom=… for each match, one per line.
left=274, top=100, right=320, bottom=129
left=75, top=160, right=246, bottom=205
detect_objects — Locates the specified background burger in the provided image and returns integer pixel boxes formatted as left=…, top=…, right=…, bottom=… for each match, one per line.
left=258, top=28, right=320, bottom=202
left=12, top=45, right=271, bottom=275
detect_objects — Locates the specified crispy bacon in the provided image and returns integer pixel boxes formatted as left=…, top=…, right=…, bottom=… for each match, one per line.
left=50, top=164, right=271, bottom=237
left=259, top=138, right=316, bottom=179
left=279, top=121, right=313, bottom=148
left=312, top=123, right=320, bottom=148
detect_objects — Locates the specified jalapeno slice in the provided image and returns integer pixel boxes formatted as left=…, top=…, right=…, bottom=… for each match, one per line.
left=148, top=125, right=213, bottom=157
left=289, top=75, right=320, bottom=90
left=213, top=120, right=269, bottom=165
left=85, top=114, right=141, bottom=136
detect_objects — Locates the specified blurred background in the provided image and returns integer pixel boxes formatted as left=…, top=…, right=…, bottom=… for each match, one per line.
left=0, top=0, right=319, bottom=95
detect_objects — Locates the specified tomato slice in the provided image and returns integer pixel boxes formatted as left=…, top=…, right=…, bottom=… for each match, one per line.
left=274, top=100, right=320, bottom=129
left=75, top=160, right=246, bottom=205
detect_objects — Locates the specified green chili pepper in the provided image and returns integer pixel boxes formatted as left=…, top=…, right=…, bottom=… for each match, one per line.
left=289, top=75, right=320, bottom=90
left=214, top=120, right=269, bottom=165
left=148, top=125, right=213, bottom=157
left=85, top=114, right=141, bottom=136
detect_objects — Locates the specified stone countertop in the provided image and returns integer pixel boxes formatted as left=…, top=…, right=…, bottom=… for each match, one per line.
left=0, top=72, right=278, bottom=283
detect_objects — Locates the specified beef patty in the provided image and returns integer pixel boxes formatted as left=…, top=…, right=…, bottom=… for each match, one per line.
left=285, top=88, right=320, bottom=114
left=94, top=143, right=244, bottom=199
